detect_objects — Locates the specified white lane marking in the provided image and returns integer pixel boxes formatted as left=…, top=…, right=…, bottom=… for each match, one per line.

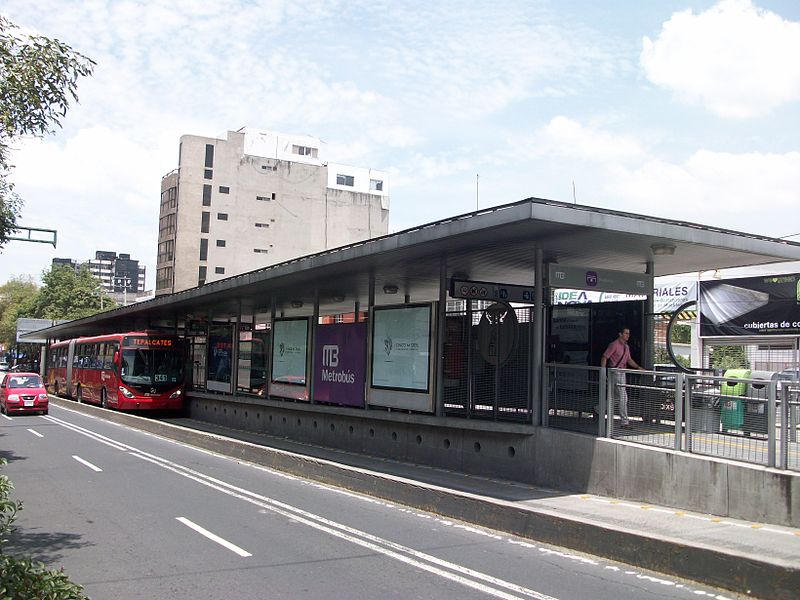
left=47, top=407, right=735, bottom=598
left=43, top=415, right=130, bottom=451
left=27, top=428, right=44, bottom=438
left=44, top=412, right=557, bottom=599
left=131, top=452, right=558, bottom=600
left=1, top=414, right=12, bottom=421
left=72, top=455, right=102, bottom=472
left=176, top=517, right=252, bottom=557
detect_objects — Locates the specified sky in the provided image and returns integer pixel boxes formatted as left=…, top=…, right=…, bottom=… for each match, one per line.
left=1, top=0, right=799, bottom=290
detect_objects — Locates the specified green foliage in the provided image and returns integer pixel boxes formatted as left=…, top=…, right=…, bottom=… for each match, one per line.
left=0, top=460, right=87, bottom=599
left=670, top=323, right=691, bottom=344
left=0, top=15, right=95, bottom=249
left=709, top=345, right=750, bottom=371
left=654, top=346, right=690, bottom=368
left=0, top=276, right=39, bottom=347
left=26, top=264, right=115, bottom=320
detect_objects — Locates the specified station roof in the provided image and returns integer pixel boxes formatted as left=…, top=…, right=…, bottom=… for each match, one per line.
left=29, top=197, right=800, bottom=340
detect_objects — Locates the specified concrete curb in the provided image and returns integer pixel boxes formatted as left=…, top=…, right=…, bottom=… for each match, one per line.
left=52, top=398, right=799, bottom=600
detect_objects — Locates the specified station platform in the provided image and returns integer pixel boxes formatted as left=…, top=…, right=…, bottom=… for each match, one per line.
left=54, top=397, right=799, bottom=600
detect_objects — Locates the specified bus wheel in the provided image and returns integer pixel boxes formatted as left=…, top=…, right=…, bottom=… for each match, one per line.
left=100, top=389, right=107, bottom=408
left=76, top=386, right=82, bottom=403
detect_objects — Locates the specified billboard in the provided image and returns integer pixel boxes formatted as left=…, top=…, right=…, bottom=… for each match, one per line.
left=700, top=274, right=800, bottom=337
left=313, top=323, right=366, bottom=407
left=271, top=318, right=308, bottom=384
left=371, top=305, right=431, bottom=392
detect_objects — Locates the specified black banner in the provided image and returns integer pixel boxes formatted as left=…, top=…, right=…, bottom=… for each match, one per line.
left=700, top=273, right=800, bottom=336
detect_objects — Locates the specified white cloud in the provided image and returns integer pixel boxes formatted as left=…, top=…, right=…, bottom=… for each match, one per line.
left=641, top=0, right=800, bottom=118
left=531, top=116, right=646, bottom=163
left=608, top=150, right=800, bottom=234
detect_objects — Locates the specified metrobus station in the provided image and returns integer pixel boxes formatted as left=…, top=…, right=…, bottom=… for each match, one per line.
left=29, top=198, right=800, bottom=527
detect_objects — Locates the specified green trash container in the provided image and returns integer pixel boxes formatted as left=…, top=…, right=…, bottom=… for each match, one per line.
left=720, top=368, right=750, bottom=432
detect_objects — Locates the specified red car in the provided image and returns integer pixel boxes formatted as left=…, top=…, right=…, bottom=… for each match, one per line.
left=0, top=372, right=49, bottom=416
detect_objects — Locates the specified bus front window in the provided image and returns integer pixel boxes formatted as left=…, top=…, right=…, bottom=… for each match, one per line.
left=120, top=349, right=183, bottom=388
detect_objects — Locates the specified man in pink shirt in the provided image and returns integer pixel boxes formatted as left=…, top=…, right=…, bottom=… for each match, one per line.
left=600, top=327, right=643, bottom=427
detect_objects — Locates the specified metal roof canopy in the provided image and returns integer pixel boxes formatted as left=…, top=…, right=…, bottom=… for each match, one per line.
left=29, top=197, right=800, bottom=340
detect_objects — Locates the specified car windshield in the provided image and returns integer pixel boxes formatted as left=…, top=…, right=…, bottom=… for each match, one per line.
left=7, top=375, right=42, bottom=388
left=120, top=348, right=183, bottom=386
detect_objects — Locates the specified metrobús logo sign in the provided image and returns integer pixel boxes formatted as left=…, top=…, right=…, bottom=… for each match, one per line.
left=321, top=344, right=355, bottom=384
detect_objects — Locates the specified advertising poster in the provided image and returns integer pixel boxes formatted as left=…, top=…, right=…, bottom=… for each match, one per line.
left=700, top=274, right=800, bottom=336
left=372, top=305, right=431, bottom=391
left=207, top=324, right=233, bottom=392
left=313, top=323, right=366, bottom=407
left=271, top=319, right=308, bottom=385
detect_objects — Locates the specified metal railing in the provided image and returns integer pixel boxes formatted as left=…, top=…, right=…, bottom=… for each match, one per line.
left=544, top=363, right=800, bottom=471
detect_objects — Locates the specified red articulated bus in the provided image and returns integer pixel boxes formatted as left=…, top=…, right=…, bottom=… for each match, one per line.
left=47, top=332, right=184, bottom=411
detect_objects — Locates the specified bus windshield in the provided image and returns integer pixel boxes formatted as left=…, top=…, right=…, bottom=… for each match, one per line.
left=120, top=348, right=183, bottom=388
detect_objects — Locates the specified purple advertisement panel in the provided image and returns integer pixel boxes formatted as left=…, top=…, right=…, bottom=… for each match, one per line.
left=313, top=322, right=366, bottom=407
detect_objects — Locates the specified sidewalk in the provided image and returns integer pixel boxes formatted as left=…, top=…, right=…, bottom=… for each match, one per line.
left=55, top=398, right=800, bottom=600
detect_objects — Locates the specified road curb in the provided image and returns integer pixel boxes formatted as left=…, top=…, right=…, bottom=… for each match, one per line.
left=52, top=398, right=799, bottom=600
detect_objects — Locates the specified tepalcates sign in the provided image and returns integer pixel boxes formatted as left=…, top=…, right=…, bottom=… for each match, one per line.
left=313, top=322, right=367, bottom=407
left=700, top=273, right=800, bottom=337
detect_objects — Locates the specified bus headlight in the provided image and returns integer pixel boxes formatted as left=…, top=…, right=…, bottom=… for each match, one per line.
left=169, top=389, right=182, bottom=399
left=118, top=386, right=135, bottom=398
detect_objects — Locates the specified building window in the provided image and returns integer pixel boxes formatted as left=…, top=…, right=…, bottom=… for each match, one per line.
left=256, top=195, right=270, bottom=201
left=199, top=238, right=208, bottom=260
left=201, top=211, right=210, bottom=233
left=292, top=144, right=317, bottom=158
left=204, top=169, right=213, bottom=179
left=215, top=267, right=225, bottom=275
left=219, top=186, right=230, bottom=194
left=216, top=239, right=226, bottom=247
left=336, top=174, right=354, bottom=186
left=204, top=144, right=214, bottom=168
left=202, top=184, right=212, bottom=206
left=370, top=179, right=383, bottom=191
left=217, top=212, right=228, bottom=221
left=198, top=266, right=207, bottom=286
left=254, top=248, right=269, bottom=254
left=255, top=222, right=269, bottom=228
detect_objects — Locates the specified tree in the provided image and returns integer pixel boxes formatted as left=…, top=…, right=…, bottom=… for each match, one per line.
left=0, top=16, right=94, bottom=248
left=26, top=264, right=115, bottom=320
left=0, top=276, right=39, bottom=348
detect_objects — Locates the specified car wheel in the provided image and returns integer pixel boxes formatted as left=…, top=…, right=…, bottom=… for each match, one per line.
left=100, top=389, right=107, bottom=409
left=76, top=386, right=82, bottom=403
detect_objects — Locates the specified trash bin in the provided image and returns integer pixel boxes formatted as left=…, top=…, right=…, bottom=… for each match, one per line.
left=691, top=382, right=721, bottom=433
left=720, top=368, right=750, bottom=432
left=743, top=370, right=777, bottom=436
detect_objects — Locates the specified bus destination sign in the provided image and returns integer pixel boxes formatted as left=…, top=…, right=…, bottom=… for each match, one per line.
left=124, top=336, right=175, bottom=348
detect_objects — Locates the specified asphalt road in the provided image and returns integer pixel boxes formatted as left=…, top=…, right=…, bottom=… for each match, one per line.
left=1, top=403, right=739, bottom=600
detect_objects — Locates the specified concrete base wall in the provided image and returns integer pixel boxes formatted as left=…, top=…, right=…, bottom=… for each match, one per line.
left=188, top=394, right=800, bottom=527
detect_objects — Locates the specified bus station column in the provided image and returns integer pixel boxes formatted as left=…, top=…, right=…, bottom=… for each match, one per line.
left=309, top=289, right=319, bottom=405
left=435, top=256, right=447, bottom=417
left=644, top=259, right=654, bottom=369
left=267, top=297, right=276, bottom=401
left=532, top=248, right=544, bottom=425
left=365, top=271, right=375, bottom=410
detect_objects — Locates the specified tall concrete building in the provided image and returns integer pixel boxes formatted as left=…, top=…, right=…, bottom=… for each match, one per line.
left=156, top=128, right=390, bottom=295
left=52, top=251, right=146, bottom=305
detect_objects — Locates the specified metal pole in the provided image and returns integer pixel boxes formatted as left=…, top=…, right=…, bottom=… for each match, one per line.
left=309, top=289, right=319, bottom=405
left=674, top=372, right=685, bottom=451
left=365, top=271, right=375, bottom=409
left=768, top=380, right=777, bottom=468
left=532, top=249, right=544, bottom=425
left=435, top=256, right=447, bottom=417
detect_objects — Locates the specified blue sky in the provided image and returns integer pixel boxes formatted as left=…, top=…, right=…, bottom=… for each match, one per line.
left=2, top=0, right=799, bottom=289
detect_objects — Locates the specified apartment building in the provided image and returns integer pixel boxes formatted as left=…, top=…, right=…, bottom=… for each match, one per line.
left=52, top=252, right=146, bottom=301
left=156, top=128, right=390, bottom=295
